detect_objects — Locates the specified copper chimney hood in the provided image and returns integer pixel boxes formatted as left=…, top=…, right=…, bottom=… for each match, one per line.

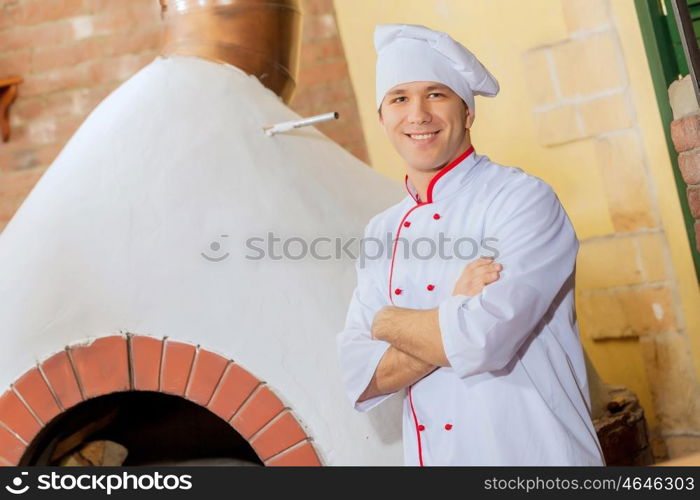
left=159, top=0, right=302, bottom=103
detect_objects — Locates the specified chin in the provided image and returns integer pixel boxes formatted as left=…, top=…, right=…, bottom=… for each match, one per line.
left=395, top=149, right=435, bottom=169
left=410, top=153, right=451, bottom=171
left=409, top=160, right=445, bottom=172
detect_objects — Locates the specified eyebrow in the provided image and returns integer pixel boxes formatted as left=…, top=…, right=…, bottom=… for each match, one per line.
left=386, top=84, right=450, bottom=95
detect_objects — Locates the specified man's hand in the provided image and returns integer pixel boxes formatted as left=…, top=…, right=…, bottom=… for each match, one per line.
left=452, top=257, right=502, bottom=296
left=370, top=306, right=395, bottom=341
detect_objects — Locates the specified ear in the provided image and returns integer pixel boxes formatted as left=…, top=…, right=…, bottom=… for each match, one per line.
left=464, top=104, right=475, bottom=129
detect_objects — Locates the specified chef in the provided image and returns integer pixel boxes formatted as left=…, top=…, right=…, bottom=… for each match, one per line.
left=336, top=24, right=605, bottom=466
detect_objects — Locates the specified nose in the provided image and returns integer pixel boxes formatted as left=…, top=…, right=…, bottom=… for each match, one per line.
left=407, top=98, right=431, bottom=125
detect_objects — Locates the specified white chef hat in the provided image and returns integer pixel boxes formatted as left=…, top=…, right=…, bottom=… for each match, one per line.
left=374, top=24, right=499, bottom=118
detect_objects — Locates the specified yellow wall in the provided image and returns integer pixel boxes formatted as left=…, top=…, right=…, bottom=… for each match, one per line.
left=334, top=0, right=700, bottom=432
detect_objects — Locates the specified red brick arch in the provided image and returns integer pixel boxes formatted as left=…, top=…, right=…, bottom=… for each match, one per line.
left=0, top=334, right=322, bottom=466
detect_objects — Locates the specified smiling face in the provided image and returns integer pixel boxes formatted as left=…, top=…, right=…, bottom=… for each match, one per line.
left=379, top=81, right=474, bottom=173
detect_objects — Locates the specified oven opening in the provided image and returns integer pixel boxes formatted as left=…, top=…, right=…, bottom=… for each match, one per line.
left=20, top=391, right=263, bottom=466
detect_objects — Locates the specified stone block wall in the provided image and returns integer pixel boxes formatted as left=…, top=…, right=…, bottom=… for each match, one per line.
left=522, top=0, right=700, bottom=459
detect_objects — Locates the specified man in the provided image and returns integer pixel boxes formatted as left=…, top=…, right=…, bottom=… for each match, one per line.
left=336, top=24, right=604, bottom=466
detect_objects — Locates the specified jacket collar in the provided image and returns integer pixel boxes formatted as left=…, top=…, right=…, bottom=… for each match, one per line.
left=404, top=145, right=477, bottom=204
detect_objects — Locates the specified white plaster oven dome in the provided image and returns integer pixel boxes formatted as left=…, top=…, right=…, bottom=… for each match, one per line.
left=0, top=55, right=404, bottom=466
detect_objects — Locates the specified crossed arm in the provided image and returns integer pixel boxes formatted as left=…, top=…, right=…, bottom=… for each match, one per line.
left=358, top=258, right=502, bottom=402
left=357, top=345, right=436, bottom=403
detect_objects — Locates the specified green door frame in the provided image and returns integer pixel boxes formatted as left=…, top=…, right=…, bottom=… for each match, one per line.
left=635, top=0, right=700, bottom=282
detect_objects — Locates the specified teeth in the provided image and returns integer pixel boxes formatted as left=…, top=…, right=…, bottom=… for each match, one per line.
left=410, top=133, right=436, bottom=140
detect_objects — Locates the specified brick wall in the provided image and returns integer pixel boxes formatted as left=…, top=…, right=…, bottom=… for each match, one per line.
left=290, top=0, right=369, bottom=163
left=671, top=113, right=700, bottom=252
left=0, top=0, right=368, bottom=232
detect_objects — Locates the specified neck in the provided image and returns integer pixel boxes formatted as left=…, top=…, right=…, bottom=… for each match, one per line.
left=406, top=138, right=472, bottom=202
left=406, top=167, right=439, bottom=203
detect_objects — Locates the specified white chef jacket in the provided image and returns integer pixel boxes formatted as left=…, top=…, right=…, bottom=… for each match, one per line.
left=337, top=146, right=605, bottom=466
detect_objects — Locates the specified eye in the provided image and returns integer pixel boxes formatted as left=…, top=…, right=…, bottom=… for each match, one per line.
left=428, top=92, right=445, bottom=98
left=391, top=96, right=407, bottom=103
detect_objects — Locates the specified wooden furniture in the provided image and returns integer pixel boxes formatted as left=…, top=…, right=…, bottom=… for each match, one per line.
left=0, top=76, right=23, bottom=142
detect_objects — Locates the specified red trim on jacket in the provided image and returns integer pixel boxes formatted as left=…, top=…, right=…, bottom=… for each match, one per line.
left=408, top=386, right=424, bottom=466
left=390, top=145, right=475, bottom=467
left=402, top=145, right=475, bottom=205
left=404, top=176, right=420, bottom=203
left=388, top=203, right=426, bottom=304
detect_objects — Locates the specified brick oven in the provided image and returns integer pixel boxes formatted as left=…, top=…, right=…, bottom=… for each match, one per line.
left=0, top=0, right=405, bottom=466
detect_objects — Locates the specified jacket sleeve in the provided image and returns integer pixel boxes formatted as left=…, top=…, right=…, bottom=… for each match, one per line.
left=438, top=177, right=579, bottom=378
left=336, top=224, right=395, bottom=412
